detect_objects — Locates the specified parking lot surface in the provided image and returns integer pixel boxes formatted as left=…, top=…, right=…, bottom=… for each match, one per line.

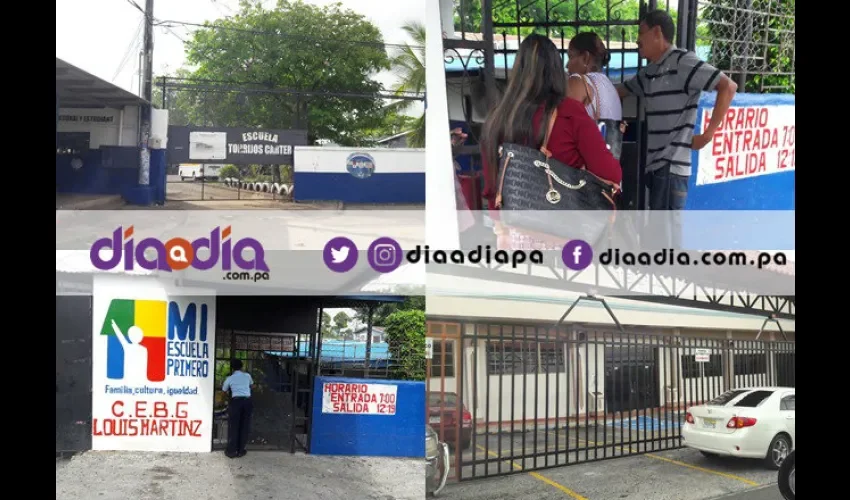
left=441, top=447, right=781, bottom=500
left=56, top=450, right=423, bottom=500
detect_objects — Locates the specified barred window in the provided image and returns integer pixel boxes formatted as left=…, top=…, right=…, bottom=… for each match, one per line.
left=487, top=341, right=538, bottom=375
left=734, top=353, right=767, bottom=376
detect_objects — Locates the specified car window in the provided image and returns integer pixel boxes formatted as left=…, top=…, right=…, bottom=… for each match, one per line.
left=428, top=392, right=458, bottom=407
left=780, top=394, right=795, bottom=411
left=733, top=390, right=774, bottom=407
left=708, top=389, right=749, bottom=406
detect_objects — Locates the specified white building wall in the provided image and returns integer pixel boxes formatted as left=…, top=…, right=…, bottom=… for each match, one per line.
left=427, top=292, right=794, bottom=433
left=58, top=106, right=140, bottom=149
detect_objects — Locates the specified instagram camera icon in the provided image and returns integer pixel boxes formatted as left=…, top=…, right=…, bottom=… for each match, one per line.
left=373, top=244, right=397, bottom=267
left=367, top=238, right=403, bottom=272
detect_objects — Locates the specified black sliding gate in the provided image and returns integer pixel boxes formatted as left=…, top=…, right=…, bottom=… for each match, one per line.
left=427, top=321, right=795, bottom=481
left=213, top=330, right=315, bottom=453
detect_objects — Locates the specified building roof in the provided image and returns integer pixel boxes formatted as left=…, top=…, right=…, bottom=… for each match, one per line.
left=376, top=130, right=413, bottom=143
left=56, top=57, right=150, bottom=109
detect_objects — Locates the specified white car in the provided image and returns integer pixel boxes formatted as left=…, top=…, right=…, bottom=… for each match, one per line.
left=681, top=387, right=795, bottom=469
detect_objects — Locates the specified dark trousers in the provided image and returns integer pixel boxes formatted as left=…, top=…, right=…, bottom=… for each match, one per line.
left=645, top=164, right=689, bottom=248
left=226, top=397, right=253, bottom=456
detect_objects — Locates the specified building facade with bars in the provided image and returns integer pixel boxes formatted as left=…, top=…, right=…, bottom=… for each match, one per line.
left=426, top=292, right=795, bottom=435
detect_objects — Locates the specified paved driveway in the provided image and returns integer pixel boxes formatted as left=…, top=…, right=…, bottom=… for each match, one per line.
left=440, top=447, right=782, bottom=500
left=56, top=451, right=422, bottom=500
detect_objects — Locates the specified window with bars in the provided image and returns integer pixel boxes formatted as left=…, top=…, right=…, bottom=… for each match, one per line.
left=429, top=339, right=455, bottom=378
left=734, top=353, right=768, bottom=376
left=486, top=341, right=565, bottom=375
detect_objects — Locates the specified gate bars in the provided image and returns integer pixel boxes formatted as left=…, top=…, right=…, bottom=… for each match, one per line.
left=427, top=317, right=794, bottom=481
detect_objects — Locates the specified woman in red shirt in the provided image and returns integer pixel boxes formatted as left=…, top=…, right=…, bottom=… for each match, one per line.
left=479, top=34, right=623, bottom=249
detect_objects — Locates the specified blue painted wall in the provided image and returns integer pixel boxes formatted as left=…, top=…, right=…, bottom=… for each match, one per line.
left=56, top=147, right=139, bottom=196
left=687, top=92, right=795, bottom=211
left=310, top=376, right=425, bottom=457
left=294, top=173, right=426, bottom=204
left=56, top=146, right=167, bottom=205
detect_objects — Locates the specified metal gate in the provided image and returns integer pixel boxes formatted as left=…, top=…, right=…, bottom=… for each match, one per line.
left=213, top=330, right=315, bottom=453
left=426, top=320, right=795, bottom=481
left=157, top=76, right=424, bottom=203
left=445, top=0, right=686, bottom=210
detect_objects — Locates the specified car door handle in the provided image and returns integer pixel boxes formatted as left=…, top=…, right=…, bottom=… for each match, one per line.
left=785, top=415, right=794, bottom=419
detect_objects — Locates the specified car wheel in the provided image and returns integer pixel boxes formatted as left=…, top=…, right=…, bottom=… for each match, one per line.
left=777, top=450, right=795, bottom=500
left=765, top=434, right=791, bottom=470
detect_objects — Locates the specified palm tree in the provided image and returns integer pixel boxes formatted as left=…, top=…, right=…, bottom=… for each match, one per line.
left=389, top=21, right=426, bottom=147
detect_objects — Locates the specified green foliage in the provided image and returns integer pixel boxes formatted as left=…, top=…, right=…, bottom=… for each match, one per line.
left=700, top=0, right=795, bottom=94
left=333, top=311, right=351, bottom=336
left=353, top=295, right=425, bottom=328
left=218, top=165, right=241, bottom=179
left=320, top=310, right=334, bottom=338
left=454, top=0, right=648, bottom=42
left=388, top=21, right=426, bottom=147
left=384, top=309, right=426, bottom=381
left=160, top=0, right=392, bottom=146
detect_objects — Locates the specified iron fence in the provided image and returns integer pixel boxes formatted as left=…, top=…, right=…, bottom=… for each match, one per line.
left=696, top=0, right=795, bottom=92
left=316, top=339, right=427, bottom=381
left=426, top=320, right=794, bottom=481
left=158, top=76, right=425, bottom=202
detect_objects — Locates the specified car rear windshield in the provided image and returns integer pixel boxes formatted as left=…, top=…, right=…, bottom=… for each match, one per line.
left=733, top=390, right=774, bottom=407
left=428, top=392, right=458, bottom=407
left=708, top=390, right=749, bottom=406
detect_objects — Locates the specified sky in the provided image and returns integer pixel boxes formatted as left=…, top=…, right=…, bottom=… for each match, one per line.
left=55, top=0, right=425, bottom=109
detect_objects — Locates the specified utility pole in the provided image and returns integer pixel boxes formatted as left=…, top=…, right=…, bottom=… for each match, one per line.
left=138, top=0, right=155, bottom=186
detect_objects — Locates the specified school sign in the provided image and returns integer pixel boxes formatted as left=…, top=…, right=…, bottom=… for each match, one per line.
left=91, top=277, right=217, bottom=452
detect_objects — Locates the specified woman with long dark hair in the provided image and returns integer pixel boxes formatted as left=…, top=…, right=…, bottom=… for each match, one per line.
left=479, top=34, right=622, bottom=248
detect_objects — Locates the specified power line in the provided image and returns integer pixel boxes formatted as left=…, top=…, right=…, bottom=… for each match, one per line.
left=113, top=17, right=145, bottom=81
left=155, top=19, right=423, bottom=51
left=158, top=76, right=425, bottom=101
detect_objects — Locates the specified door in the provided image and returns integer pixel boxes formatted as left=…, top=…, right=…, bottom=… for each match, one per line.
left=779, top=392, right=795, bottom=447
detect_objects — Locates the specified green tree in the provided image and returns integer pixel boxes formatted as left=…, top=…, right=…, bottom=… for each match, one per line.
left=353, top=295, right=425, bottom=330
left=699, top=0, right=794, bottom=93
left=175, top=0, right=391, bottom=147
left=332, top=311, right=350, bottom=337
left=455, top=0, right=648, bottom=42
left=319, top=310, right=333, bottom=339
left=388, top=21, right=426, bottom=147
left=384, top=309, right=426, bottom=381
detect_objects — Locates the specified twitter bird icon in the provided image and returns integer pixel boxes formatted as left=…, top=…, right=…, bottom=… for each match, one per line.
left=323, top=237, right=358, bottom=272
left=331, top=246, right=350, bottom=264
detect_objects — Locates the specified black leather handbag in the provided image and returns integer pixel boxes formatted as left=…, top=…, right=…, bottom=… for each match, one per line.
left=495, top=109, right=621, bottom=246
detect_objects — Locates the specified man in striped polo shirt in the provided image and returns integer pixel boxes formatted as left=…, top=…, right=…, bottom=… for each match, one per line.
left=618, top=9, right=738, bottom=216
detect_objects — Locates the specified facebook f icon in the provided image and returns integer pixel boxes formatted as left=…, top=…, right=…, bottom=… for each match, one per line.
left=562, top=240, right=592, bottom=271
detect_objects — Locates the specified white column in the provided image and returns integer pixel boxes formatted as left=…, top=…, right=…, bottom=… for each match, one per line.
left=426, top=0, right=460, bottom=249
left=439, top=0, right=455, bottom=38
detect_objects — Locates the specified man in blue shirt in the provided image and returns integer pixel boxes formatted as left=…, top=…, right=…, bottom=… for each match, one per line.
left=222, top=359, right=254, bottom=458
